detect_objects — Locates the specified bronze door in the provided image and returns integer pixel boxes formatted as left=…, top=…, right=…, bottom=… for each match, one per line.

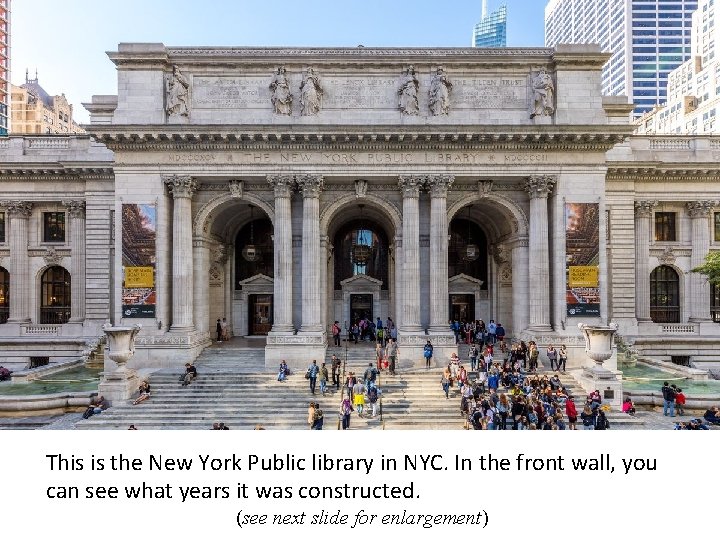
left=249, top=294, right=273, bottom=335
left=449, top=294, right=474, bottom=323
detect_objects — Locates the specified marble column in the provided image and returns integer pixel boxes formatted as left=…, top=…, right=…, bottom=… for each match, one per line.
left=634, top=200, right=657, bottom=322
left=192, top=237, right=210, bottom=335
left=2, top=202, right=32, bottom=323
left=63, top=200, right=87, bottom=322
left=320, top=235, right=329, bottom=333
left=512, top=237, right=530, bottom=335
left=427, top=174, right=454, bottom=332
left=164, top=175, right=197, bottom=332
left=393, top=237, right=403, bottom=329
left=267, top=174, right=295, bottom=334
left=525, top=176, right=555, bottom=331
left=297, top=174, right=324, bottom=333
left=687, top=201, right=715, bottom=322
left=398, top=176, right=423, bottom=332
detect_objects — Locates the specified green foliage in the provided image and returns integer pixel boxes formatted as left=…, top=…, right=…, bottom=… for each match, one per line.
left=691, top=251, right=720, bottom=285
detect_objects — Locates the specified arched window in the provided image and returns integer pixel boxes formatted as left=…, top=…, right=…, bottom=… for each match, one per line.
left=650, top=265, right=680, bottom=323
left=0, top=266, right=8, bottom=324
left=448, top=218, right=488, bottom=286
left=712, top=283, right=720, bottom=323
left=40, top=266, right=71, bottom=324
left=234, top=218, right=274, bottom=288
left=333, top=220, right=389, bottom=290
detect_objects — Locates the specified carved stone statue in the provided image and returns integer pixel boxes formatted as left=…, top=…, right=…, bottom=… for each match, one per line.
left=269, top=67, right=293, bottom=115
left=166, top=65, right=190, bottom=117
left=300, top=68, right=323, bottom=116
left=398, top=66, right=419, bottom=115
left=428, top=67, right=452, bottom=116
left=530, top=68, right=555, bottom=119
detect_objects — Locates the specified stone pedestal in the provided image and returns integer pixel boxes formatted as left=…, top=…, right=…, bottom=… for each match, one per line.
left=575, top=322, right=622, bottom=408
left=98, top=324, right=142, bottom=404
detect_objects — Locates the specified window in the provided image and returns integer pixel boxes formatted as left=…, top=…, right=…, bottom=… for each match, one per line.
left=712, top=283, right=720, bottom=323
left=0, top=266, right=8, bottom=324
left=43, top=212, right=65, bottom=242
left=650, top=265, right=680, bottom=323
left=0, top=211, right=4, bottom=243
left=655, top=212, right=677, bottom=241
left=40, top=266, right=71, bottom=324
left=715, top=213, right=720, bottom=241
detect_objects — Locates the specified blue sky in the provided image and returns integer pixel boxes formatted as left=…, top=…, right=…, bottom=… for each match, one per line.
left=12, top=1, right=546, bottom=122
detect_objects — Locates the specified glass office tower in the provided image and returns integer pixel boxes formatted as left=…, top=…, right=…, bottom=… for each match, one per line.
left=473, top=1, right=507, bottom=48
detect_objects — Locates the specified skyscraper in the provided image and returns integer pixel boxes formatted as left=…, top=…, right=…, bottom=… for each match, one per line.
left=472, top=1, right=507, bottom=48
left=0, top=0, right=9, bottom=135
left=545, top=0, right=698, bottom=117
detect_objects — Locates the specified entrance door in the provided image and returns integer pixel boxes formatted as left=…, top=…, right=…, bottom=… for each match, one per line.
left=350, top=294, right=373, bottom=324
left=449, top=294, right=475, bottom=323
left=249, top=294, right=273, bottom=335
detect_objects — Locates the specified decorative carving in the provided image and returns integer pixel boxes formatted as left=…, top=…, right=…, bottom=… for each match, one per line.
left=397, top=65, right=419, bottom=115
left=530, top=68, right=555, bottom=119
left=657, top=246, right=676, bottom=265
left=61, top=200, right=86, bottom=219
left=267, top=174, right=295, bottom=198
left=686, top=200, right=716, bottom=218
left=500, top=264, right=513, bottom=284
left=524, top=175, right=556, bottom=199
left=398, top=175, right=423, bottom=198
left=0, top=201, right=33, bottom=218
left=209, top=264, right=223, bottom=284
left=269, top=67, right=293, bottom=115
left=426, top=174, right=455, bottom=197
left=478, top=180, right=493, bottom=197
left=634, top=200, right=658, bottom=218
left=166, top=65, right=190, bottom=117
left=354, top=179, right=368, bottom=198
left=490, top=243, right=509, bottom=265
left=296, top=174, right=324, bottom=197
left=163, top=175, right=197, bottom=199
left=428, top=67, right=453, bottom=116
left=229, top=179, right=243, bottom=199
left=300, top=68, right=323, bottom=116
left=43, top=246, right=64, bottom=265
left=213, top=245, right=229, bottom=265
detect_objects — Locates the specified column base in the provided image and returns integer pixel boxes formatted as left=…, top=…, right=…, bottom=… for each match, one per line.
left=688, top=317, right=712, bottom=323
left=265, top=331, right=327, bottom=371
left=527, top=324, right=553, bottom=333
left=98, top=369, right=139, bottom=406
left=169, top=325, right=196, bottom=333
left=428, top=329, right=458, bottom=368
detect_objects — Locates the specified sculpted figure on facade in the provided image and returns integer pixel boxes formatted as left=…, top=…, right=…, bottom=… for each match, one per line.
left=269, top=67, right=293, bottom=115
left=529, top=68, right=555, bottom=119
left=428, top=67, right=452, bottom=116
left=398, top=66, right=420, bottom=115
left=300, top=68, right=323, bottom=116
left=166, top=65, right=190, bottom=118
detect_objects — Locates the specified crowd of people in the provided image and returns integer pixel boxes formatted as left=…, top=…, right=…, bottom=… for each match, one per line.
left=331, top=317, right=398, bottom=346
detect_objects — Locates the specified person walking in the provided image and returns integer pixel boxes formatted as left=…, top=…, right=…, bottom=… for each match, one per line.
left=546, top=345, right=558, bottom=371
left=368, top=384, right=380, bottom=418
left=306, top=360, right=319, bottom=395
left=468, top=344, right=479, bottom=371
left=386, top=338, right=398, bottom=375
left=441, top=368, right=451, bottom=399
left=423, top=340, right=434, bottom=369
left=375, top=342, right=384, bottom=371
left=352, top=379, right=366, bottom=417
left=319, top=362, right=329, bottom=395
left=215, top=318, right=222, bottom=343
left=340, top=395, right=353, bottom=430
left=331, top=354, right=341, bottom=389
left=311, top=403, right=324, bottom=430
left=332, top=321, right=341, bottom=347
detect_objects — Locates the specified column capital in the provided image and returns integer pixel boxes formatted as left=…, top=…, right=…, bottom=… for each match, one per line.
left=163, top=175, right=198, bottom=199
left=524, top=175, right=556, bottom=199
left=398, top=175, right=424, bottom=198
left=61, top=200, right=86, bottom=219
left=1, top=201, right=33, bottom=218
left=634, top=200, right=658, bottom=218
left=296, top=174, right=324, bottom=198
left=686, top=200, right=717, bottom=219
left=426, top=174, right=455, bottom=197
left=267, top=174, right=295, bottom=198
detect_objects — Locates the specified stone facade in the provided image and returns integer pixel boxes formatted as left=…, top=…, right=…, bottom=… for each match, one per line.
left=1, top=43, right=719, bottom=373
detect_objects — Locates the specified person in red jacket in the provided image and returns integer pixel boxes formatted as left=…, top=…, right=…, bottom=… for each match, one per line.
left=565, top=396, right=578, bottom=430
left=674, top=386, right=686, bottom=416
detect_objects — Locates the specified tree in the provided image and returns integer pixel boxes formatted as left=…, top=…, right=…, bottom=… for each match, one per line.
left=691, top=251, right=720, bottom=285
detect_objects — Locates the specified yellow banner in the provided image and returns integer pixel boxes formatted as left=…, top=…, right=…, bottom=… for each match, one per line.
left=125, top=266, right=154, bottom=288
left=568, top=266, right=599, bottom=288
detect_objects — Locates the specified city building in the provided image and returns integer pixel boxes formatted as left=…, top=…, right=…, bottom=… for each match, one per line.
left=10, top=72, right=84, bottom=134
left=545, top=0, right=698, bottom=117
left=636, top=0, right=720, bottom=134
left=0, top=0, right=10, bottom=135
left=1, top=43, right=720, bottom=380
left=472, top=0, right=507, bottom=47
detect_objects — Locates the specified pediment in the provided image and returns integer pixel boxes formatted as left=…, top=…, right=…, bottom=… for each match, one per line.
left=448, top=273, right=484, bottom=288
left=238, top=273, right=274, bottom=286
left=340, top=274, right=383, bottom=288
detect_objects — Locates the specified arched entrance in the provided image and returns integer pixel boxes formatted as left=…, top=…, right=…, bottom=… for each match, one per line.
left=0, top=266, right=8, bottom=324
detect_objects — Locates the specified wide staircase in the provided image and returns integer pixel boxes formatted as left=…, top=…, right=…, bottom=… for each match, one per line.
left=78, top=340, right=643, bottom=429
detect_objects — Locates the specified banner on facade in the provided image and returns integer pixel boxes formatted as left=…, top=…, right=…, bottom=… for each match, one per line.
left=122, top=204, right=157, bottom=318
left=565, top=202, right=600, bottom=317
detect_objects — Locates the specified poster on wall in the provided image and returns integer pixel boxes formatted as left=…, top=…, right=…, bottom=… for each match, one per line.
left=122, top=204, right=157, bottom=318
left=565, top=202, right=600, bottom=317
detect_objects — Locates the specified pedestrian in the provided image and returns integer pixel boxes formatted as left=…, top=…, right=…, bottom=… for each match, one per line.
left=375, top=342, right=384, bottom=370
left=319, top=362, right=329, bottom=395
left=216, top=318, right=222, bottom=343
left=307, top=402, right=316, bottom=429
left=352, top=379, right=365, bottom=417
left=675, top=387, right=686, bottom=416
left=423, top=340, right=434, bottom=369
left=468, top=344, right=479, bottom=371
left=368, top=384, right=380, bottom=417
left=363, top=362, right=378, bottom=390
left=661, top=381, right=676, bottom=417
left=331, top=354, right=341, bottom=389
left=340, top=395, right=353, bottom=430
left=565, top=396, right=577, bottom=430
left=487, top=319, right=497, bottom=344
left=311, top=403, right=324, bottom=430
left=441, top=369, right=450, bottom=399
left=547, top=344, right=558, bottom=371
left=557, top=345, right=567, bottom=372
left=332, top=320, right=341, bottom=347
left=386, top=338, right=398, bottom=375
left=529, top=344, right=539, bottom=372
left=221, top=317, right=229, bottom=341
left=306, top=360, right=319, bottom=395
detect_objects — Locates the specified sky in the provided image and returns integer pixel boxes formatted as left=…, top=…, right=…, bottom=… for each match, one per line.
left=11, top=0, right=546, bottom=123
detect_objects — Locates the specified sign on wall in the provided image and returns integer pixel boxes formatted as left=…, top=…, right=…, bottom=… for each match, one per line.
left=565, top=202, right=600, bottom=317
left=122, top=204, right=157, bottom=318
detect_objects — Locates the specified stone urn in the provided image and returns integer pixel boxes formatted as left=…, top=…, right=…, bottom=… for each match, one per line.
left=102, top=323, right=141, bottom=376
left=578, top=322, right=618, bottom=369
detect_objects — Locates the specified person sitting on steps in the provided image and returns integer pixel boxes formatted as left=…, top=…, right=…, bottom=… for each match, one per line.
left=133, top=380, right=151, bottom=405
left=180, top=363, right=197, bottom=386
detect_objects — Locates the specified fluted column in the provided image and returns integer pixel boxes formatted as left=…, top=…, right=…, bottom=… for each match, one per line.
left=267, top=175, right=295, bottom=333
left=192, top=237, right=210, bottom=335
left=687, top=201, right=715, bottom=322
left=399, top=176, right=423, bottom=332
left=1, top=202, right=32, bottom=322
left=512, top=237, right=530, bottom=334
left=634, top=200, right=657, bottom=322
left=524, top=175, right=555, bottom=331
left=428, top=174, right=454, bottom=331
left=62, top=200, right=86, bottom=322
left=297, top=174, right=324, bottom=333
left=164, top=175, right=197, bottom=332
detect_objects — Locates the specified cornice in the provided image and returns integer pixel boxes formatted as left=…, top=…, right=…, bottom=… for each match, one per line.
left=0, top=167, right=114, bottom=181
left=607, top=166, right=720, bottom=182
